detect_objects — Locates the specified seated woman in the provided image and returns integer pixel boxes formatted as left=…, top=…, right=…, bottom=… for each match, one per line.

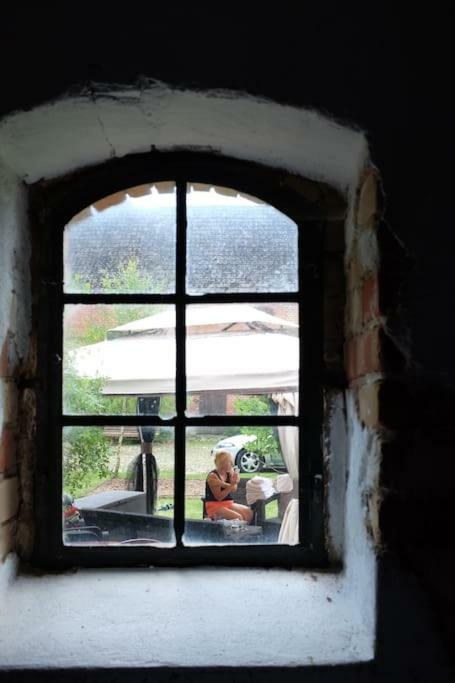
left=205, top=450, right=253, bottom=523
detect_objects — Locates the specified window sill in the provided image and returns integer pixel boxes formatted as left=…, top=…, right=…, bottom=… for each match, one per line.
left=0, top=554, right=374, bottom=669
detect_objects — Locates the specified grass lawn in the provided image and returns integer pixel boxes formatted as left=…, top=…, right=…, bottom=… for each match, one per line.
left=157, top=496, right=278, bottom=521
left=65, top=472, right=111, bottom=499
left=157, top=497, right=202, bottom=519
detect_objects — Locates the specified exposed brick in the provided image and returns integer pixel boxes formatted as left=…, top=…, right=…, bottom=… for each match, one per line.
left=345, top=328, right=381, bottom=381
left=362, top=275, right=380, bottom=324
left=0, top=519, right=16, bottom=561
left=0, top=427, right=17, bottom=473
left=18, top=388, right=37, bottom=440
left=358, top=381, right=380, bottom=428
left=346, top=287, right=362, bottom=337
left=357, top=228, right=379, bottom=274
left=226, top=394, right=236, bottom=415
left=0, top=476, right=19, bottom=523
left=0, top=335, right=12, bottom=379
left=346, top=248, right=363, bottom=292
left=357, top=169, right=378, bottom=230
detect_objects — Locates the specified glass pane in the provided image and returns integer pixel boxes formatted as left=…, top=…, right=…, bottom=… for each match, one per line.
left=183, top=426, right=299, bottom=546
left=185, top=303, right=299, bottom=416
left=62, top=426, right=175, bottom=547
left=186, top=183, right=298, bottom=294
left=64, top=182, right=176, bottom=293
left=64, top=304, right=175, bottom=417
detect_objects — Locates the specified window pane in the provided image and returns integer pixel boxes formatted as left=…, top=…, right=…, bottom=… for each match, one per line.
left=64, top=182, right=176, bottom=293
left=186, top=184, right=298, bottom=294
left=64, top=304, right=175, bottom=417
left=183, top=426, right=299, bottom=546
left=185, top=303, right=299, bottom=416
left=62, top=426, right=175, bottom=547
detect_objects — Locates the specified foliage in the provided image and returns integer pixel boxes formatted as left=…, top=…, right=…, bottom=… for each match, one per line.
left=234, top=395, right=280, bottom=460
left=65, top=258, right=163, bottom=348
left=63, top=258, right=163, bottom=496
left=64, top=359, right=136, bottom=415
left=63, top=427, right=111, bottom=495
left=100, top=258, right=154, bottom=294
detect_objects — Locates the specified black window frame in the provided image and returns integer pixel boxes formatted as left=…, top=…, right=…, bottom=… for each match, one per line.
left=31, top=152, right=341, bottom=569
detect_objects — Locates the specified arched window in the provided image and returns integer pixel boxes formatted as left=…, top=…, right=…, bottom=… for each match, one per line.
left=34, top=152, right=344, bottom=567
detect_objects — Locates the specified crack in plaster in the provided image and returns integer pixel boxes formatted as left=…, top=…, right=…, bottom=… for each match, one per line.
left=0, top=82, right=368, bottom=190
left=87, top=85, right=116, bottom=159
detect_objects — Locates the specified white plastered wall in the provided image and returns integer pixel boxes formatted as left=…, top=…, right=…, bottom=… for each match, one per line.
left=0, top=83, right=377, bottom=668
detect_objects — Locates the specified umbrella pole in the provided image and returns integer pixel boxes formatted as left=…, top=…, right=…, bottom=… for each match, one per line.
left=137, top=396, right=161, bottom=515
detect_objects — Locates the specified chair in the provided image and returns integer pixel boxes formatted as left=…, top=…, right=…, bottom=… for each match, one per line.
left=251, top=492, right=280, bottom=525
left=201, top=479, right=279, bottom=525
left=201, top=478, right=249, bottom=519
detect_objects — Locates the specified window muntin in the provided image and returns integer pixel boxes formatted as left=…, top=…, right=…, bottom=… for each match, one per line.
left=47, top=163, right=325, bottom=567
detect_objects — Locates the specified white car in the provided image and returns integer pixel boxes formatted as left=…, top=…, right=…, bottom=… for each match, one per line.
left=211, top=434, right=263, bottom=473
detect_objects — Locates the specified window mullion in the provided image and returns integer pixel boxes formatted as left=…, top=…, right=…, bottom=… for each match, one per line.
left=299, top=220, right=325, bottom=549
left=174, top=180, right=187, bottom=547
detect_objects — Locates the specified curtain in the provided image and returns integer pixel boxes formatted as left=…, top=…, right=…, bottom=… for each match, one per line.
left=272, top=392, right=299, bottom=544
left=271, top=392, right=298, bottom=481
left=277, top=498, right=299, bottom=545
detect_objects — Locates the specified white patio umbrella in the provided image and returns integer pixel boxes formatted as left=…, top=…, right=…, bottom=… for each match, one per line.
left=71, top=332, right=299, bottom=397
left=108, top=304, right=297, bottom=337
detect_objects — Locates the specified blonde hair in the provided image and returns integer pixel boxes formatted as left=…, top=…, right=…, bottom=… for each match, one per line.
left=214, top=450, right=234, bottom=469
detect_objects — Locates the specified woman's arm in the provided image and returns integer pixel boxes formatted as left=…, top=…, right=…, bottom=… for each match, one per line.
left=207, top=474, right=236, bottom=501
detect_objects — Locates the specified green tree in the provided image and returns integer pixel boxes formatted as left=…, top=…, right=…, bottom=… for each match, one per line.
left=64, top=258, right=163, bottom=495
left=234, top=395, right=280, bottom=460
left=63, top=427, right=111, bottom=495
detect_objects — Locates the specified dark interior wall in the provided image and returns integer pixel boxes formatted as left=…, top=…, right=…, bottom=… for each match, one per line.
left=1, top=4, right=453, bottom=681
left=1, top=5, right=449, bottom=379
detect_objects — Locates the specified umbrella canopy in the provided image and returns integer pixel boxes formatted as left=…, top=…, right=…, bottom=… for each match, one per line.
left=72, top=332, right=299, bottom=395
left=107, top=304, right=297, bottom=338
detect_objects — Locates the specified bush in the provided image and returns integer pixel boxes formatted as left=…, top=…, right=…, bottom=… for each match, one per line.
left=63, top=361, right=114, bottom=496
left=63, top=427, right=111, bottom=495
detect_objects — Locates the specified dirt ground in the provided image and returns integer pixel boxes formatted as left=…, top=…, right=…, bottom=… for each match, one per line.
left=89, top=476, right=204, bottom=497
left=109, top=433, right=221, bottom=475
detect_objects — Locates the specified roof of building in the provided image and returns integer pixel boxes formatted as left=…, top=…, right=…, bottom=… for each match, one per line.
left=64, top=200, right=298, bottom=293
